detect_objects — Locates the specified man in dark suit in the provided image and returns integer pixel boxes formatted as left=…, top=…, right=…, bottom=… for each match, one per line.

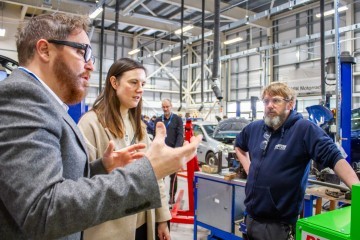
left=154, top=99, right=184, bottom=204
left=0, top=13, right=201, bottom=240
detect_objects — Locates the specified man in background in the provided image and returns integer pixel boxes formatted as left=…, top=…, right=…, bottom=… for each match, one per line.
left=154, top=99, right=184, bottom=204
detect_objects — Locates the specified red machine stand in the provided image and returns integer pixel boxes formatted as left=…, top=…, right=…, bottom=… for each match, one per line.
left=170, top=119, right=200, bottom=224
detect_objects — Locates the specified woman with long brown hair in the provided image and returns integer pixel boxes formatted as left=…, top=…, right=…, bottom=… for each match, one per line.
left=78, top=58, right=171, bottom=240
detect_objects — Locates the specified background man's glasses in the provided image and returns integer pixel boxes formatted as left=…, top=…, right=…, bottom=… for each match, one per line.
left=47, top=39, right=95, bottom=64
left=262, top=98, right=289, bottom=106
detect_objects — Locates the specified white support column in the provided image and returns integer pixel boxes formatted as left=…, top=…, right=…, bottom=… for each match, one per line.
left=266, top=28, right=273, bottom=85
left=130, top=35, right=138, bottom=60
left=226, top=59, right=232, bottom=115
left=186, top=44, right=193, bottom=109
left=345, top=2, right=354, bottom=54
left=219, top=31, right=226, bottom=115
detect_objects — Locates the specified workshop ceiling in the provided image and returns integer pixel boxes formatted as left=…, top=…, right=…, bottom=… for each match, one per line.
left=1, top=0, right=319, bottom=42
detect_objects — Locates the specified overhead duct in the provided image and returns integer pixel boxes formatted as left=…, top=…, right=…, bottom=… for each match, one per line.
left=178, top=0, right=184, bottom=112
left=320, top=0, right=325, bottom=102
left=199, top=0, right=205, bottom=112
left=138, top=0, right=311, bottom=61
left=211, top=0, right=223, bottom=101
left=98, top=3, right=106, bottom=93
left=114, top=0, right=120, bottom=60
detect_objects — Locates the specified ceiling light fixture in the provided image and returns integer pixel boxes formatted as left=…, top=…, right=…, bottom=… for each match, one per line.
left=128, top=48, right=140, bottom=55
left=89, top=6, right=103, bottom=19
left=223, top=37, right=243, bottom=45
left=0, top=3, right=5, bottom=37
left=316, top=5, right=348, bottom=18
left=170, top=55, right=182, bottom=61
left=174, top=25, right=194, bottom=35
left=0, top=29, right=5, bottom=37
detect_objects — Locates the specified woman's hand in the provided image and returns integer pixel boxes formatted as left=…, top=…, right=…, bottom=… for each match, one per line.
left=102, top=141, right=146, bottom=173
left=157, top=221, right=171, bottom=240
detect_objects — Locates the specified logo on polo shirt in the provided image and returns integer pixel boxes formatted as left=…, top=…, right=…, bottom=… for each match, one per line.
left=274, top=144, right=287, bottom=150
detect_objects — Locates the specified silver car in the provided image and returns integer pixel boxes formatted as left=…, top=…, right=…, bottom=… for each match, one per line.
left=192, top=121, right=234, bottom=167
left=212, top=117, right=251, bottom=166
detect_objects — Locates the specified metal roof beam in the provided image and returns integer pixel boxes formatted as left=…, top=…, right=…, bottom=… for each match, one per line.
left=121, top=0, right=146, bottom=16
left=138, top=0, right=314, bottom=61
left=182, top=23, right=360, bottom=69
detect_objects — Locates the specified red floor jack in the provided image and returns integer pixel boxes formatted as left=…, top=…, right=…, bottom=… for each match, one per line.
left=170, top=118, right=200, bottom=224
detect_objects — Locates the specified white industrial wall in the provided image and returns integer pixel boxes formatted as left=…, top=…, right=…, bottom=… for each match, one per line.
left=1, top=2, right=360, bottom=122
left=215, top=2, right=360, bottom=119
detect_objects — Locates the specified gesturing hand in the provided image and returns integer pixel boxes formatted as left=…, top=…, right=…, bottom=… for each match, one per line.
left=146, top=122, right=202, bottom=179
left=102, top=141, right=146, bottom=173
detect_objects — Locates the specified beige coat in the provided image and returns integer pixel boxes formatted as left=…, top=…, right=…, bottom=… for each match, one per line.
left=78, top=111, right=171, bottom=240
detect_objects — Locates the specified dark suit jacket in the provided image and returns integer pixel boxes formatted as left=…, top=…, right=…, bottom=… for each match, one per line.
left=0, top=69, right=161, bottom=240
left=154, top=113, right=183, bottom=148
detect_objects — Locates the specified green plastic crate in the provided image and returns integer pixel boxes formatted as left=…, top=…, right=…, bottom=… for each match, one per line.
left=296, top=184, right=360, bottom=240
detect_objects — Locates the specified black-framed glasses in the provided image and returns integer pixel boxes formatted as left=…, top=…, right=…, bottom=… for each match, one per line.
left=260, top=131, right=271, bottom=151
left=262, top=98, right=289, bottom=106
left=47, top=39, right=95, bottom=64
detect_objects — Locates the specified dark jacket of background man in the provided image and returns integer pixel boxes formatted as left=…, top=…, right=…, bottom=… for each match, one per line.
left=155, top=114, right=184, bottom=148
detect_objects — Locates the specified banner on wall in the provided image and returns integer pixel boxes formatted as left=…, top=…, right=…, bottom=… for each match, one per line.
left=285, top=78, right=321, bottom=94
left=279, top=68, right=335, bottom=95
left=285, top=79, right=336, bottom=95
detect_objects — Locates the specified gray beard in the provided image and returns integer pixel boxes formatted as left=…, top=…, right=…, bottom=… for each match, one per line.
left=264, top=115, right=282, bottom=129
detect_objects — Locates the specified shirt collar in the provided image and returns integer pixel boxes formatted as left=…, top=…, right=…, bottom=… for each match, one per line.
left=18, top=67, right=69, bottom=112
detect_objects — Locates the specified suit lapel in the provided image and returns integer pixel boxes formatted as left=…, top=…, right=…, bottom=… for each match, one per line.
left=62, top=114, right=90, bottom=177
left=62, top=113, right=88, bottom=156
left=14, top=69, right=90, bottom=176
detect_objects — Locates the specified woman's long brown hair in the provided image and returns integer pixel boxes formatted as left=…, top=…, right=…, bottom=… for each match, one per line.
left=92, top=58, right=146, bottom=141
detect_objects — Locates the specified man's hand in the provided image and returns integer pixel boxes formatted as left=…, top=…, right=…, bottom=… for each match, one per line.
left=146, top=122, right=202, bottom=179
left=102, top=141, right=146, bottom=173
left=235, top=147, right=250, bottom=175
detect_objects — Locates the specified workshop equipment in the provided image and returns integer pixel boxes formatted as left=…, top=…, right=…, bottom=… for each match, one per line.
left=327, top=52, right=356, bottom=164
left=224, top=172, right=237, bottom=181
left=202, top=164, right=218, bottom=174
left=307, top=179, right=349, bottom=192
left=296, top=184, right=360, bottom=240
left=170, top=118, right=199, bottom=224
left=194, top=172, right=245, bottom=240
left=313, top=168, right=341, bottom=185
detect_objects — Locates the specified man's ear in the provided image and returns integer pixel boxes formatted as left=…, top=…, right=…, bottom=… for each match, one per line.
left=110, top=76, right=118, bottom=90
left=287, top=100, right=295, bottom=110
left=36, top=39, right=51, bottom=62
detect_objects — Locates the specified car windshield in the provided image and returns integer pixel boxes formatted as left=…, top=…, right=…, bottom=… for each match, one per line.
left=203, top=124, right=217, bottom=136
left=213, top=118, right=250, bottom=144
left=214, top=132, right=238, bottom=139
left=217, top=121, right=249, bottom=132
left=352, top=109, right=360, bottom=131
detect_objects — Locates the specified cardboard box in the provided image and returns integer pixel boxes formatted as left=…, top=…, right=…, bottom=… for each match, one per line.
left=201, top=164, right=218, bottom=173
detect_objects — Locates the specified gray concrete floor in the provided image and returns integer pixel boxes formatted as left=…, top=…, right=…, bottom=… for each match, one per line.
left=164, top=174, right=210, bottom=240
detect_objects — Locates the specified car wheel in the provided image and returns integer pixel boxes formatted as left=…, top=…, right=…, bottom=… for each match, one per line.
left=205, top=152, right=218, bottom=167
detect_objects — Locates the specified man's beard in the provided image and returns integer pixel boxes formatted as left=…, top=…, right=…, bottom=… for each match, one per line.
left=264, top=112, right=286, bottom=129
left=53, top=55, right=88, bottom=105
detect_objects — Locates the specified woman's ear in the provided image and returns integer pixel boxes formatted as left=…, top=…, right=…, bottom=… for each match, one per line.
left=110, top=76, right=118, bottom=90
